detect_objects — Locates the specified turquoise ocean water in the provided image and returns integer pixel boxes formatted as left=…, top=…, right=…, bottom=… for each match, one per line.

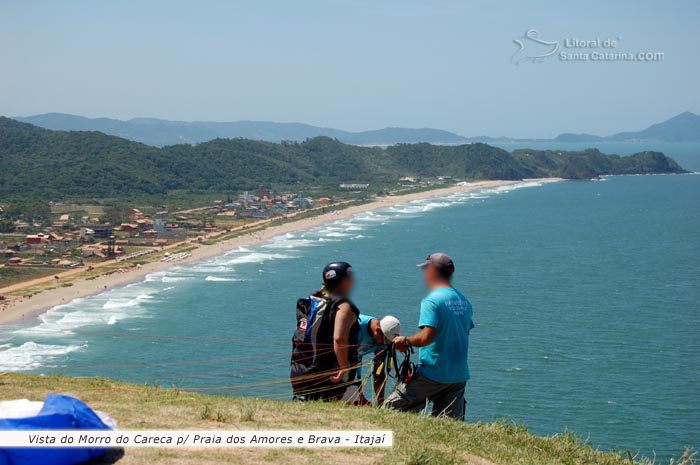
left=1, top=156, right=698, bottom=460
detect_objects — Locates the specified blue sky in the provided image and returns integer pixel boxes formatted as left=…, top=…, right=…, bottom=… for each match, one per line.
left=1, top=0, right=698, bottom=138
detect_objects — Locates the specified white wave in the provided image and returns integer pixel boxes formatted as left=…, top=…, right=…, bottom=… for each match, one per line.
left=144, top=272, right=166, bottom=282
left=224, top=252, right=295, bottom=265
left=103, top=293, right=153, bottom=310
left=191, top=264, right=233, bottom=273
left=389, top=200, right=456, bottom=215
left=388, top=207, right=420, bottom=214
left=342, top=181, right=556, bottom=225
left=354, top=212, right=390, bottom=222
left=0, top=342, right=85, bottom=371
left=160, top=276, right=193, bottom=283
left=262, top=237, right=317, bottom=250
left=205, top=276, right=241, bottom=282
left=15, top=290, right=155, bottom=337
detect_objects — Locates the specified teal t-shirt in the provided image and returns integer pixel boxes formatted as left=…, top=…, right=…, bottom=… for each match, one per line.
left=417, top=287, right=474, bottom=384
left=357, top=314, right=383, bottom=358
left=356, top=314, right=385, bottom=377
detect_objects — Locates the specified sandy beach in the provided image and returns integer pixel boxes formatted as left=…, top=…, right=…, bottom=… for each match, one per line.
left=0, top=180, right=548, bottom=326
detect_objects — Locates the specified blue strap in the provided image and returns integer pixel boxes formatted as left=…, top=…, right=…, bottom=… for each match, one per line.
left=305, top=297, right=319, bottom=341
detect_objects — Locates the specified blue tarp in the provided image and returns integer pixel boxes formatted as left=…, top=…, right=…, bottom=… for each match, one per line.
left=0, top=394, right=111, bottom=465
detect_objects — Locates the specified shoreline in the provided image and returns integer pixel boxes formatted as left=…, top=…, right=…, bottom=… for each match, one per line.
left=0, top=179, right=557, bottom=326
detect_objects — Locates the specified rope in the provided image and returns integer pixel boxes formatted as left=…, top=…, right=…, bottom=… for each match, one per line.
left=149, top=346, right=339, bottom=381
left=74, top=331, right=344, bottom=347
left=9, top=331, right=400, bottom=403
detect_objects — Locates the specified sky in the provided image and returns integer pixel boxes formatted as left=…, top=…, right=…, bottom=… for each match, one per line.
left=1, top=0, right=699, bottom=138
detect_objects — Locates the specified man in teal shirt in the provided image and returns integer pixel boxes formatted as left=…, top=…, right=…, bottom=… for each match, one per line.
left=356, top=314, right=402, bottom=404
left=385, top=253, right=474, bottom=419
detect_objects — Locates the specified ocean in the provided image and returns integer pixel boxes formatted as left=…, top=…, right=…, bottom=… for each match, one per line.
left=1, top=171, right=699, bottom=460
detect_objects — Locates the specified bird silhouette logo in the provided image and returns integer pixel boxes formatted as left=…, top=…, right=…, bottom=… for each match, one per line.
left=511, top=29, right=560, bottom=65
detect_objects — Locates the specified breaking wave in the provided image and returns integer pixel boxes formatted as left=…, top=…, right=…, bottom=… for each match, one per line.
left=0, top=342, right=86, bottom=371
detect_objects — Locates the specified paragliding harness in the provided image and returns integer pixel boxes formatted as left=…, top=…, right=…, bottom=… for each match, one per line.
left=387, top=340, right=416, bottom=384
left=290, top=292, right=360, bottom=400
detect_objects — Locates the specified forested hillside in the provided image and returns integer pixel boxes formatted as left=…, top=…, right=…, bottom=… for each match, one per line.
left=0, top=117, right=686, bottom=201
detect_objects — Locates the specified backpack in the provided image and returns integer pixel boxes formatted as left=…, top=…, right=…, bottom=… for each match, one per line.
left=290, top=294, right=359, bottom=399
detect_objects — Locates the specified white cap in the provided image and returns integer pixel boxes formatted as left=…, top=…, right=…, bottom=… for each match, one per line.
left=379, top=315, right=401, bottom=344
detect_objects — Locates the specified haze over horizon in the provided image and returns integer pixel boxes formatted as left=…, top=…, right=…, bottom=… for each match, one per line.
left=2, top=0, right=699, bottom=138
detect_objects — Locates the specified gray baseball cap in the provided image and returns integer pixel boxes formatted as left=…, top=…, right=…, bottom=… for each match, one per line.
left=417, top=253, right=455, bottom=272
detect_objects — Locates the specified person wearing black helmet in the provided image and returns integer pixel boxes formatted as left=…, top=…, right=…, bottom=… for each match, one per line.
left=290, top=261, right=362, bottom=401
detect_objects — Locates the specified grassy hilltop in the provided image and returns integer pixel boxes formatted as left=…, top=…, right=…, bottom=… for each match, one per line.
left=2, top=374, right=693, bottom=465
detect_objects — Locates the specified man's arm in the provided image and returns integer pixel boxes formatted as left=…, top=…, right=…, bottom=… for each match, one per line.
left=330, top=302, right=356, bottom=383
left=394, top=298, right=438, bottom=352
left=393, top=326, right=435, bottom=352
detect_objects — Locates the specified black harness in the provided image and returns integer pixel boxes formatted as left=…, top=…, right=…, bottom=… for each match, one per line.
left=388, top=342, right=416, bottom=384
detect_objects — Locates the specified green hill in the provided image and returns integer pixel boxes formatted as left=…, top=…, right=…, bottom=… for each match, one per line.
left=512, top=148, right=686, bottom=179
left=0, top=117, right=687, bottom=202
left=3, top=373, right=689, bottom=465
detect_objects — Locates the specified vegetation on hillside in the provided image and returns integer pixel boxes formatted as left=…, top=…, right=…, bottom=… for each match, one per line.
left=0, top=117, right=687, bottom=202
left=3, top=374, right=694, bottom=465
left=512, top=148, right=686, bottom=179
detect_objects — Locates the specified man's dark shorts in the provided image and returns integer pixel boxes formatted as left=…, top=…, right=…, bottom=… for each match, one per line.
left=384, top=372, right=466, bottom=419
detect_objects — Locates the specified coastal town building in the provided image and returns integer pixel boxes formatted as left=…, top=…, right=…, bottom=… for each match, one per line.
left=339, top=183, right=369, bottom=190
left=26, top=234, right=49, bottom=245
left=80, top=224, right=113, bottom=239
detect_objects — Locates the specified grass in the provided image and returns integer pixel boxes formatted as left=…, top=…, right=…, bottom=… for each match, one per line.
left=0, top=265, right=60, bottom=288
left=1, top=374, right=694, bottom=465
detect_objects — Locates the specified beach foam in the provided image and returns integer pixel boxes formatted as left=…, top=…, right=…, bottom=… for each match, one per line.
left=205, top=276, right=242, bottom=282
left=0, top=342, right=85, bottom=371
left=13, top=288, right=156, bottom=338
left=224, top=252, right=297, bottom=265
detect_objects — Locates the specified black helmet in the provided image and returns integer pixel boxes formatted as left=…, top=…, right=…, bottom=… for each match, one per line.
left=322, top=262, right=353, bottom=289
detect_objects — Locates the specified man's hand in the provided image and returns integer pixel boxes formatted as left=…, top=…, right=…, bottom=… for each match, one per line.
left=393, top=336, right=408, bottom=353
left=396, top=327, right=435, bottom=349
left=329, top=368, right=349, bottom=383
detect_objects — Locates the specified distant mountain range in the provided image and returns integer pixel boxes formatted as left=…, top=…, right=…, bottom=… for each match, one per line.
left=13, top=111, right=700, bottom=147
left=13, top=113, right=471, bottom=147
left=554, top=112, right=700, bottom=143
